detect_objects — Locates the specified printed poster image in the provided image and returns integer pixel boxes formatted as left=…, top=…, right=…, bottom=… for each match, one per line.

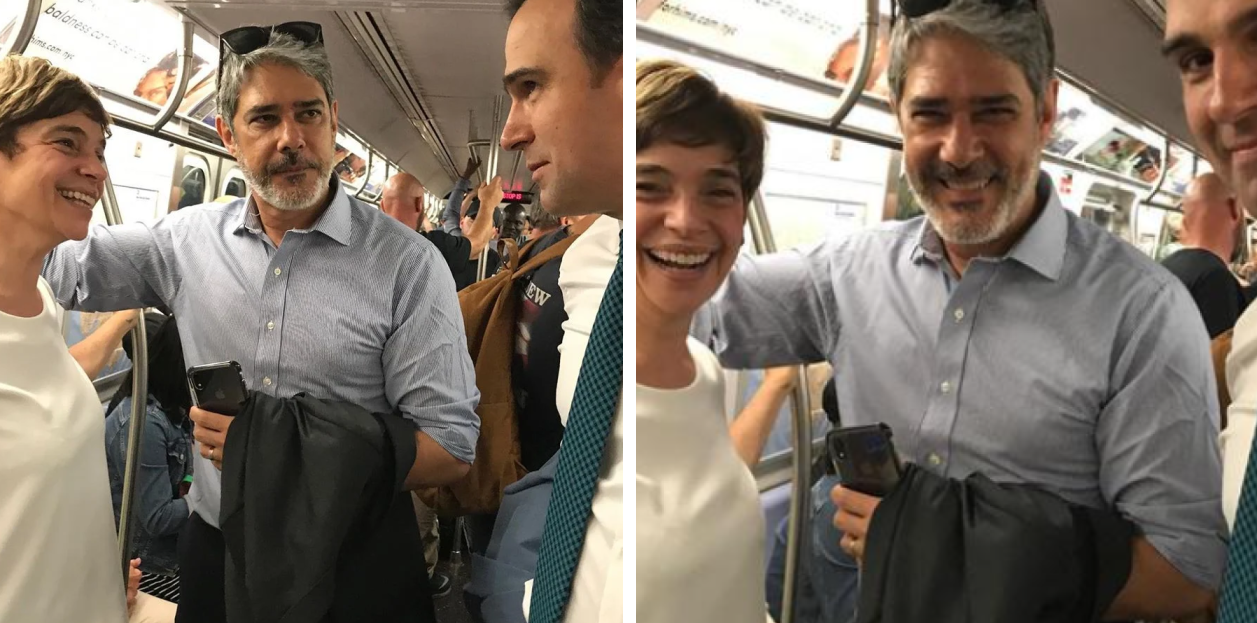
left=1, top=0, right=218, bottom=118
left=823, top=17, right=892, bottom=98
left=639, top=0, right=893, bottom=100
left=1046, top=107, right=1087, bottom=156
left=333, top=145, right=368, bottom=186
left=1079, top=129, right=1150, bottom=177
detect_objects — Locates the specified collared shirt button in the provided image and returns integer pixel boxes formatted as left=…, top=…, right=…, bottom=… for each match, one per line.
left=954, top=308, right=965, bottom=322
left=266, top=321, right=275, bottom=331
left=929, top=453, right=943, bottom=466
left=273, top=267, right=282, bottom=276
left=940, top=381, right=952, bottom=394
left=262, top=377, right=273, bottom=387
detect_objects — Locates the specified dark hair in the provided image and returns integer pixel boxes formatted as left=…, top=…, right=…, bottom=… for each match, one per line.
left=106, top=314, right=192, bottom=423
left=505, top=0, right=622, bottom=82
left=466, top=200, right=504, bottom=229
left=0, top=56, right=111, bottom=158
left=821, top=378, right=840, bottom=426
left=637, top=59, right=767, bottom=206
left=504, top=202, right=527, bottom=217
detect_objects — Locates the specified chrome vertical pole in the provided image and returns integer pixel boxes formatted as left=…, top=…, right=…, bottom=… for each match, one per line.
left=748, top=191, right=812, bottom=623
left=103, top=175, right=150, bottom=579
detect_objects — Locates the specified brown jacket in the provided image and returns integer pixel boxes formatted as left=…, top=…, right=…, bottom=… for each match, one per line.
left=419, top=234, right=578, bottom=515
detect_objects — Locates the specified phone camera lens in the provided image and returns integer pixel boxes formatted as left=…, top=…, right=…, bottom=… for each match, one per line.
left=195, top=382, right=205, bottom=390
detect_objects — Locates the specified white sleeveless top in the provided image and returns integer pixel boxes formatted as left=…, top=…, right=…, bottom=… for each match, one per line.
left=637, top=338, right=770, bottom=623
left=0, top=277, right=126, bottom=622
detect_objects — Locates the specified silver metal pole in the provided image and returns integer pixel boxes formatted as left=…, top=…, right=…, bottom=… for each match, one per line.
left=829, top=0, right=879, bottom=128
left=748, top=192, right=811, bottom=623
left=487, top=96, right=505, bottom=181
left=150, top=19, right=195, bottom=135
left=356, top=150, right=375, bottom=201
left=509, top=151, right=524, bottom=191
left=468, top=140, right=491, bottom=186
left=1135, top=136, right=1173, bottom=246
left=103, top=175, right=150, bottom=579
left=1, top=0, right=42, bottom=57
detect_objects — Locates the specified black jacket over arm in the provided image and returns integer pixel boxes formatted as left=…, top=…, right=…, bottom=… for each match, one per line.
left=220, top=392, right=434, bottom=623
left=857, top=463, right=1134, bottom=623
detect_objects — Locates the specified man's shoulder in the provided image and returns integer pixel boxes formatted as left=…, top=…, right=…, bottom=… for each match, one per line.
left=348, top=199, right=443, bottom=263
left=1063, top=212, right=1180, bottom=294
left=1162, top=248, right=1230, bottom=281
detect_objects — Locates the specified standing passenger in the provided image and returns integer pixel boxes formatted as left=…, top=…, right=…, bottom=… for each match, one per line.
left=1165, top=0, right=1257, bottom=618
left=41, top=23, right=480, bottom=623
left=466, top=0, right=623, bottom=621
left=711, top=0, right=1223, bottom=619
left=1161, top=172, right=1246, bottom=338
left=0, top=54, right=140, bottom=623
left=635, top=58, right=774, bottom=623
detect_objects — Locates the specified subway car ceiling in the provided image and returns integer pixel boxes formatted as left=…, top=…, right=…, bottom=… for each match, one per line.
left=1050, top=0, right=1191, bottom=150
left=162, top=0, right=528, bottom=198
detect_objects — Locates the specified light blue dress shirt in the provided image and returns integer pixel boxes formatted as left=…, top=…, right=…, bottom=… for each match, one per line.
left=711, top=173, right=1228, bottom=589
left=44, top=175, right=480, bottom=528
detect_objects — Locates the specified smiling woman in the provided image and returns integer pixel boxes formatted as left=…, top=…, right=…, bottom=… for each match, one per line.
left=0, top=54, right=136, bottom=623
left=634, top=58, right=776, bottom=623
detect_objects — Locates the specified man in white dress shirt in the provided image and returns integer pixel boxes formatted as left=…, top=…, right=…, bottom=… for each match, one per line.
left=1164, top=0, right=1257, bottom=530
left=497, top=0, right=623, bottom=621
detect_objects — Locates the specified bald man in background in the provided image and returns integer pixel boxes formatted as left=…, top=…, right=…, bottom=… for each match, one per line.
left=383, top=172, right=499, bottom=289
left=1161, top=173, right=1247, bottom=338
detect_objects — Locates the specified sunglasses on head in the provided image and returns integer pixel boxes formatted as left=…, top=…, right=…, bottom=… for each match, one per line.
left=217, top=21, right=324, bottom=84
left=895, top=0, right=1036, bottom=20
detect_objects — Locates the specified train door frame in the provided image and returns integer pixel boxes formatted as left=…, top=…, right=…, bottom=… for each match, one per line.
left=175, top=148, right=214, bottom=212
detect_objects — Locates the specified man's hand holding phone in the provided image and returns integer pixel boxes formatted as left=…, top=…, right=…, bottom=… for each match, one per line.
left=826, top=423, right=903, bottom=564
left=187, top=361, right=247, bottom=470
left=831, top=485, right=881, bottom=563
left=191, top=406, right=233, bottom=471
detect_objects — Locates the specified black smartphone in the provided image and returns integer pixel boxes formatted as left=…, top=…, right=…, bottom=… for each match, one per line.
left=187, top=361, right=248, bottom=416
left=827, top=423, right=903, bottom=497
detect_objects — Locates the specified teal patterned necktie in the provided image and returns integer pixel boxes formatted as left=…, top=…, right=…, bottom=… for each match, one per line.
left=1219, top=432, right=1257, bottom=622
left=528, top=232, right=623, bottom=623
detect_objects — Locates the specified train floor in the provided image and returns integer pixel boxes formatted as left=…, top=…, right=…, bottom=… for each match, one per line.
left=433, top=557, right=476, bottom=623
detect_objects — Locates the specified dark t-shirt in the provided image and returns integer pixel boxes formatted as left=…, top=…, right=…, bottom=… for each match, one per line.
left=514, top=228, right=570, bottom=471
left=420, top=230, right=470, bottom=283
left=1161, top=248, right=1246, bottom=338
left=420, top=230, right=504, bottom=291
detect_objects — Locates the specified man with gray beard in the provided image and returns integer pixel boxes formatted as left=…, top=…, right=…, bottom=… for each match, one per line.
left=42, top=23, right=479, bottom=623
left=709, top=0, right=1223, bottom=619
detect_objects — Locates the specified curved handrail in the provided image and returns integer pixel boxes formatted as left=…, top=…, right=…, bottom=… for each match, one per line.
left=829, top=0, right=880, bottom=128
left=355, top=150, right=375, bottom=201
left=1133, top=135, right=1173, bottom=245
left=0, top=0, right=42, bottom=58
left=149, top=18, right=196, bottom=135
left=1142, top=135, right=1173, bottom=205
left=748, top=191, right=812, bottom=623
left=104, top=176, right=151, bottom=579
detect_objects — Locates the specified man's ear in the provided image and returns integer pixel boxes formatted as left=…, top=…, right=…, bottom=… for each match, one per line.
left=215, top=116, right=236, bottom=156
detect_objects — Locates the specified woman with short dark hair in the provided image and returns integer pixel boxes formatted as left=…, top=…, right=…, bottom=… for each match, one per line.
left=0, top=54, right=136, bottom=622
left=635, top=59, right=774, bottom=623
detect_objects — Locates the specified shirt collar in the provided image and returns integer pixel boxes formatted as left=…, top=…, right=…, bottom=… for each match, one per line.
left=234, top=174, right=353, bottom=247
left=911, top=172, right=1066, bottom=281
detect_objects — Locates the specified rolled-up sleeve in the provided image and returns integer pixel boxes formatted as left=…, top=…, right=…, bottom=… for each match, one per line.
left=709, top=240, right=842, bottom=370
left=383, top=244, right=480, bottom=463
left=442, top=177, right=471, bottom=236
left=1098, top=279, right=1228, bottom=589
left=42, top=219, right=182, bottom=312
